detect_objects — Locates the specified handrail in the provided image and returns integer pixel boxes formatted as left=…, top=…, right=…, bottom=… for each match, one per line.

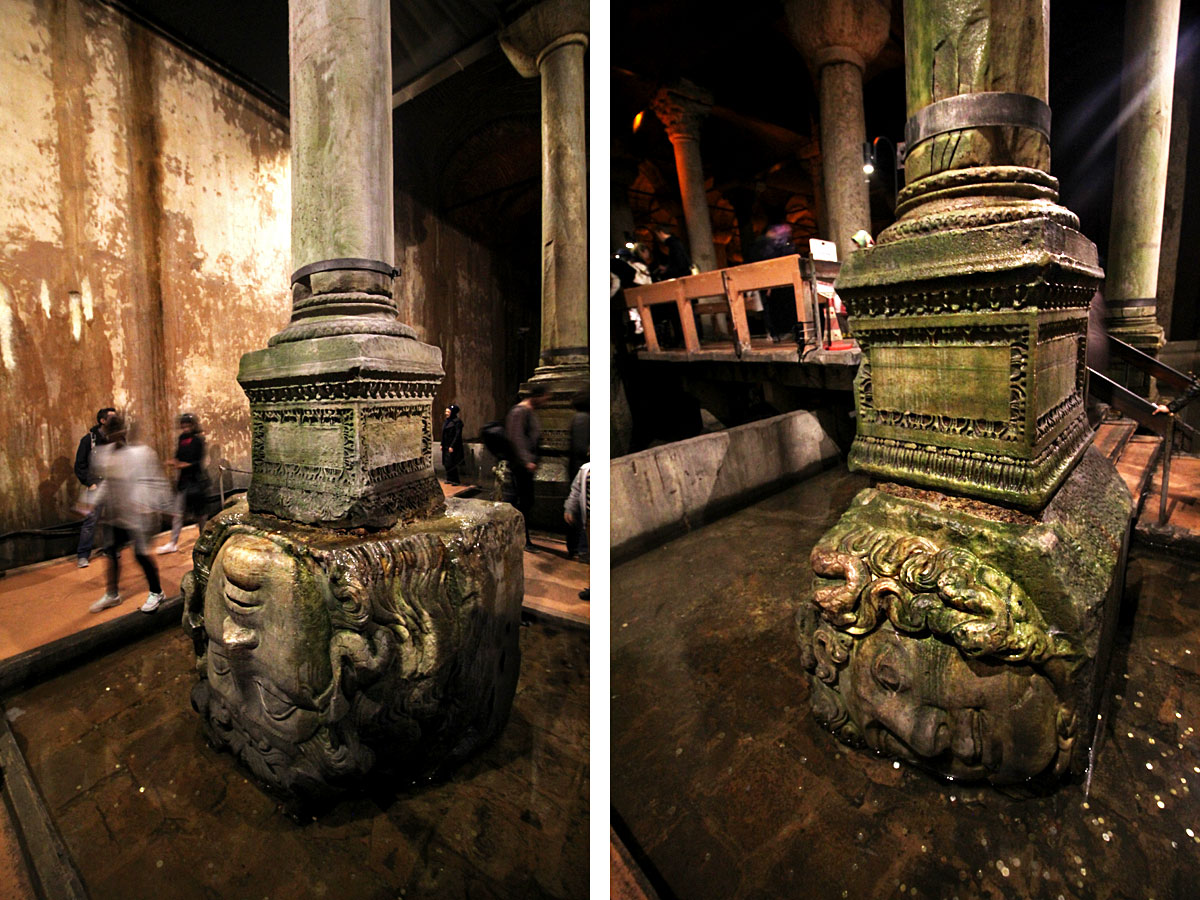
left=624, top=254, right=835, bottom=355
left=217, top=464, right=252, bottom=507
left=1106, top=335, right=1195, bottom=392
left=1088, top=368, right=1192, bottom=525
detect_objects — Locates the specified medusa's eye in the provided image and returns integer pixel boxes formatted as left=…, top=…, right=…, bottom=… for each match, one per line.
left=872, top=646, right=909, bottom=694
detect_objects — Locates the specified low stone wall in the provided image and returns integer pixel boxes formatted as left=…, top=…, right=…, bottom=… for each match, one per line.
left=611, top=410, right=842, bottom=561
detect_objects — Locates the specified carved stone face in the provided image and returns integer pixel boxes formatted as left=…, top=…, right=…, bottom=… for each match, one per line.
left=842, top=625, right=1060, bottom=783
left=203, top=534, right=333, bottom=746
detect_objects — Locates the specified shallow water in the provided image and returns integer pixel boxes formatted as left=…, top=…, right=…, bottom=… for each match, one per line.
left=7, top=622, right=589, bottom=899
left=612, top=467, right=1200, bottom=900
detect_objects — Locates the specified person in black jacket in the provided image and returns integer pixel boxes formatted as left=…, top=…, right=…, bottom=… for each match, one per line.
left=156, top=413, right=209, bottom=554
left=441, top=404, right=464, bottom=485
left=74, top=406, right=116, bottom=567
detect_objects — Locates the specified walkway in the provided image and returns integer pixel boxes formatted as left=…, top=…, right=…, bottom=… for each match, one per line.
left=0, top=484, right=588, bottom=689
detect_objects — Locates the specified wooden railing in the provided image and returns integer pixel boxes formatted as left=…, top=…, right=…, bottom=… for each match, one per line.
left=623, top=255, right=839, bottom=356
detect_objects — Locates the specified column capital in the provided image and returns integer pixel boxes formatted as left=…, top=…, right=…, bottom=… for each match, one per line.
left=500, top=0, right=589, bottom=79
left=783, top=0, right=891, bottom=75
left=651, top=80, right=713, bottom=143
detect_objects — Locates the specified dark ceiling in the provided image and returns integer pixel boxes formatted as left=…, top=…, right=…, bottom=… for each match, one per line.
left=106, top=0, right=538, bottom=109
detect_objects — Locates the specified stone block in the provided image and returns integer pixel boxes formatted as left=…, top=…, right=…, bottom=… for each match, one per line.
left=797, top=446, right=1132, bottom=786
left=183, top=496, right=524, bottom=806
left=610, top=410, right=841, bottom=560
left=837, top=215, right=1103, bottom=509
left=238, top=332, right=445, bottom=528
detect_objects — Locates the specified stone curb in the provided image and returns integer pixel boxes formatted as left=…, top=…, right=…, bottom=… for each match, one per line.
left=0, top=715, right=88, bottom=899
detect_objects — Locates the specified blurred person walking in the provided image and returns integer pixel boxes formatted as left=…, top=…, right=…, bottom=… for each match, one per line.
left=504, top=385, right=549, bottom=549
left=74, top=407, right=116, bottom=567
left=157, top=413, right=209, bottom=554
left=90, top=414, right=169, bottom=614
left=564, top=460, right=590, bottom=600
left=566, top=391, right=589, bottom=559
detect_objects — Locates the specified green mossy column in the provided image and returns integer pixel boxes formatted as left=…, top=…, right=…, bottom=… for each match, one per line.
left=501, top=0, right=590, bottom=527
left=192, top=0, right=526, bottom=808
left=797, top=0, right=1132, bottom=788
left=1104, top=0, right=1180, bottom=379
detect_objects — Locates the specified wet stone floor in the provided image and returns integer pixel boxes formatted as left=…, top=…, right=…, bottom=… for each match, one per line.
left=612, top=466, right=1200, bottom=900
left=5, top=621, right=588, bottom=899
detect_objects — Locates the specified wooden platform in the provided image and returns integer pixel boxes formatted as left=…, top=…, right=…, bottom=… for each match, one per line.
left=639, top=341, right=861, bottom=367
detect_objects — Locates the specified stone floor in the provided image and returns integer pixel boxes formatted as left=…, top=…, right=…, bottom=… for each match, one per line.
left=612, top=466, right=1200, bottom=900
left=6, top=618, right=588, bottom=899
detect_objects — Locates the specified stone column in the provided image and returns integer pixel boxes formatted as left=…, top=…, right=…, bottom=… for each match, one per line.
left=1105, top=0, right=1180, bottom=364
left=796, top=0, right=1131, bottom=789
left=785, top=0, right=891, bottom=262
left=189, top=0, right=525, bottom=808
left=239, top=0, right=444, bottom=528
left=651, top=81, right=717, bottom=272
left=501, top=0, right=589, bottom=526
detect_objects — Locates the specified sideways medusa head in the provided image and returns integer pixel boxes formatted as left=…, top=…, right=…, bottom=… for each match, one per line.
left=797, top=526, right=1081, bottom=786
left=181, top=503, right=510, bottom=803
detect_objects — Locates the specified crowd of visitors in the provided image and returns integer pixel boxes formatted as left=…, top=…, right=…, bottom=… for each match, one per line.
left=74, top=407, right=211, bottom=614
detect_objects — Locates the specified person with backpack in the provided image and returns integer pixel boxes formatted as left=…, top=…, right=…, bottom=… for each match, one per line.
left=73, top=406, right=116, bottom=567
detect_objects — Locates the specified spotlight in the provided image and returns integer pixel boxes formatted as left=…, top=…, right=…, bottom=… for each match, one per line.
left=862, top=141, right=876, bottom=175
left=633, top=110, right=644, bottom=133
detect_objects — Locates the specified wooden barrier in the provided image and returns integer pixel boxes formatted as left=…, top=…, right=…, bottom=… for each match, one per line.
left=624, top=255, right=838, bottom=355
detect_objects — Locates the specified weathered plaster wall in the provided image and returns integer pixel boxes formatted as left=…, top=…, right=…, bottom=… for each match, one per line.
left=391, top=54, right=542, bottom=446
left=393, top=194, right=529, bottom=441
left=0, top=0, right=290, bottom=536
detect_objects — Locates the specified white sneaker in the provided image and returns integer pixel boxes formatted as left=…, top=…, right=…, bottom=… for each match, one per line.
left=155, top=542, right=178, bottom=555
left=90, top=593, right=121, bottom=614
left=140, top=591, right=165, bottom=614
left=76, top=557, right=90, bottom=568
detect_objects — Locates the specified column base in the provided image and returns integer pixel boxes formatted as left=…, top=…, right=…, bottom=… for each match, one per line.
left=238, top=332, right=445, bottom=528
left=522, top=360, right=589, bottom=530
left=797, top=446, right=1131, bottom=787
left=183, top=496, right=524, bottom=808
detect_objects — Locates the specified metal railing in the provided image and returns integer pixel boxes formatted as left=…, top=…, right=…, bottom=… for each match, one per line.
left=217, top=464, right=252, bottom=507
left=1089, top=335, right=1198, bottom=525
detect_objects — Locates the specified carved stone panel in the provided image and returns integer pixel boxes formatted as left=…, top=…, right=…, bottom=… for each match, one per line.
left=238, top=332, right=446, bottom=527
left=797, top=447, right=1132, bottom=787
left=837, top=216, right=1101, bottom=510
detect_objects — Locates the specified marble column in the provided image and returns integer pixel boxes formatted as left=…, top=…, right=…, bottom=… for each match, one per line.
left=651, top=81, right=717, bottom=272
left=189, top=0, right=525, bottom=808
left=501, top=0, right=589, bottom=526
left=1105, top=0, right=1180, bottom=364
left=238, top=0, right=445, bottom=528
left=796, top=0, right=1130, bottom=789
left=785, top=0, right=890, bottom=262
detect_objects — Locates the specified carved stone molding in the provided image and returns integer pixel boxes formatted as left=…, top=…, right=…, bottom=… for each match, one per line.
left=651, top=81, right=713, bottom=143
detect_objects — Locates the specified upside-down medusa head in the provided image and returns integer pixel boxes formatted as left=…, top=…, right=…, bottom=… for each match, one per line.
left=799, top=526, right=1081, bottom=785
